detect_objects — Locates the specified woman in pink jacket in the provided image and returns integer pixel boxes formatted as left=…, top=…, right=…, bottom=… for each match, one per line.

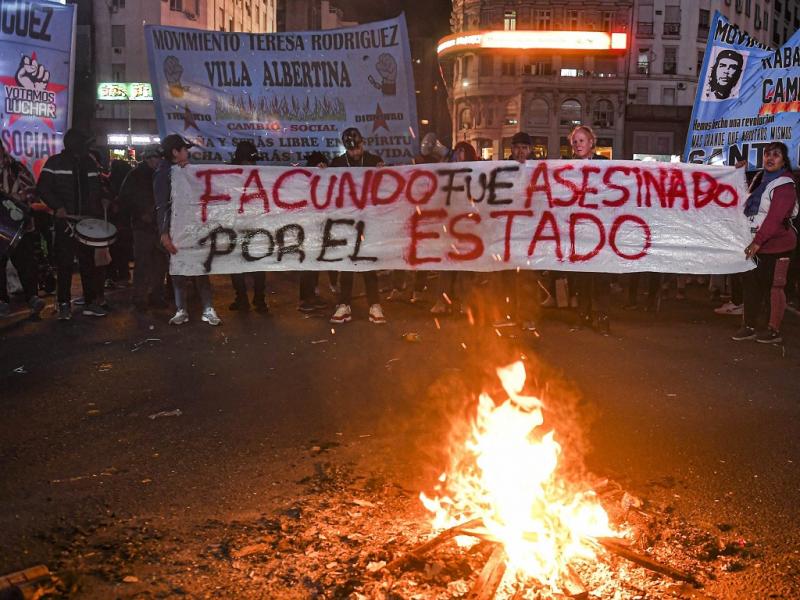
left=733, top=142, right=799, bottom=344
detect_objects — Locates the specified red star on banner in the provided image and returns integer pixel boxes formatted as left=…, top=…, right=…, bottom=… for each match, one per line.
left=0, top=52, right=67, bottom=130
left=371, top=103, right=390, bottom=133
left=183, top=104, right=199, bottom=131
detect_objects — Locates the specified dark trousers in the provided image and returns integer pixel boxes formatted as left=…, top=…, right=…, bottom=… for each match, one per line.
left=108, top=227, right=132, bottom=282
left=0, top=232, right=39, bottom=303
left=54, top=220, right=103, bottom=305
left=339, top=271, right=379, bottom=306
left=132, top=230, right=168, bottom=305
left=231, top=272, right=266, bottom=302
left=743, top=251, right=792, bottom=330
left=300, top=271, right=318, bottom=302
left=576, top=272, right=611, bottom=315
left=627, top=272, right=662, bottom=307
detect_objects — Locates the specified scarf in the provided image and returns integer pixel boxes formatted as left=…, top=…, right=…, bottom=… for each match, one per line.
left=744, top=168, right=788, bottom=217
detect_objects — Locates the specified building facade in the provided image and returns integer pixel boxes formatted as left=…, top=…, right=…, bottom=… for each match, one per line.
left=81, top=0, right=275, bottom=161
left=624, top=0, right=774, bottom=160
left=440, top=0, right=633, bottom=160
left=276, top=0, right=355, bottom=32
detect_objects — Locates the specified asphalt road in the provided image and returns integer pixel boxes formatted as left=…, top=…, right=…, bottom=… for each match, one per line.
left=1, top=274, right=798, bottom=598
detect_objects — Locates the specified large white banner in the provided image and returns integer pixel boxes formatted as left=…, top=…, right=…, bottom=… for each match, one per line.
left=145, top=16, right=418, bottom=164
left=167, top=160, right=752, bottom=276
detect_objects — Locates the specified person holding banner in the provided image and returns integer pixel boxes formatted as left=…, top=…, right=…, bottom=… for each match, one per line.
left=732, top=142, right=799, bottom=344
left=37, top=130, right=107, bottom=320
left=155, top=134, right=221, bottom=326
left=568, top=125, right=612, bottom=334
left=228, top=141, right=268, bottom=313
left=329, top=127, right=387, bottom=325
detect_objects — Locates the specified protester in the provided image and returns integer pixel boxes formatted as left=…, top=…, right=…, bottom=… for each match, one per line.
left=298, top=151, right=331, bottom=313
left=118, top=144, right=168, bottom=313
left=732, top=142, right=799, bottom=343
left=155, top=134, right=221, bottom=326
left=37, top=129, right=107, bottom=320
left=0, top=139, right=45, bottom=318
left=228, top=140, right=268, bottom=313
left=385, top=132, right=449, bottom=303
left=569, top=125, right=611, bottom=334
left=431, top=141, right=479, bottom=316
left=329, top=128, right=387, bottom=324
left=106, top=157, right=134, bottom=287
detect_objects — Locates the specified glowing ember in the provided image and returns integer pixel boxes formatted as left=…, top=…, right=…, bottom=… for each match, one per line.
left=420, top=361, right=620, bottom=593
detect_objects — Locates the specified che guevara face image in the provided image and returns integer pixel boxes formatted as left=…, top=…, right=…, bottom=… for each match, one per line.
left=704, top=49, right=745, bottom=100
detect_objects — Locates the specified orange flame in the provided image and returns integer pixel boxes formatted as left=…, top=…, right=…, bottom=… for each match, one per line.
left=421, top=361, right=619, bottom=592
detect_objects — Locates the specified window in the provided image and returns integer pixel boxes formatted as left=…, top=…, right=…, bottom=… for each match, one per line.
left=559, top=99, right=582, bottom=127
left=501, top=58, right=515, bottom=76
left=111, top=25, right=125, bottom=47
left=593, top=99, right=614, bottom=128
left=746, top=0, right=752, bottom=16
left=594, top=58, right=618, bottom=77
left=459, top=107, right=473, bottom=130
left=699, top=9, right=710, bottom=36
left=479, top=55, right=494, bottom=77
left=111, top=63, right=126, bottom=82
left=774, top=20, right=780, bottom=44
left=535, top=9, right=551, bottom=30
left=662, top=87, right=676, bottom=104
left=567, top=10, right=579, bottom=30
left=170, top=0, right=182, bottom=10
left=637, top=48, right=650, bottom=75
left=602, top=11, right=614, bottom=32
left=638, top=4, right=654, bottom=36
left=462, top=55, right=473, bottom=80
left=527, top=99, right=549, bottom=126
left=664, top=4, right=681, bottom=34
left=755, top=5, right=762, bottom=29
left=504, top=100, right=518, bottom=126
left=504, top=10, right=517, bottom=30
left=524, top=60, right=552, bottom=75
left=736, top=0, right=743, bottom=13
left=697, top=50, right=704, bottom=73
left=531, top=137, right=548, bottom=159
left=635, top=87, right=649, bottom=104
left=112, top=0, right=125, bottom=8
left=663, top=47, right=677, bottom=75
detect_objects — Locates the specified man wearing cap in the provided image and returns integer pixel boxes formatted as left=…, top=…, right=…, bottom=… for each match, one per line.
left=493, top=132, right=540, bottom=335
left=118, top=144, right=167, bottom=312
left=228, top=140, right=268, bottom=313
left=329, top=127, right=387, bottom=324
left=37, top=128, right=107, bottom=320
left=154, top=134, right=222, bottom=326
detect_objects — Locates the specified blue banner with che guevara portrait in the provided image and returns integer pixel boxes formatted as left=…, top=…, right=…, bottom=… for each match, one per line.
left=0, top=0, right=76, bottom=179
left=685, top=11, right=800, bottom=169
left=145, top=15, right=419, bottom=165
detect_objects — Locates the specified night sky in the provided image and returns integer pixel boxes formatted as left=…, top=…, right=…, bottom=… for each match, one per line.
left=335, top=0, right=452, bottom=37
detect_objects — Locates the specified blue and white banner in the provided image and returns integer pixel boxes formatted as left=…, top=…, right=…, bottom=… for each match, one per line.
left=684, top=11, right=800, bottom=169
left=0, top=0, right=76, bottom=179
left=145, top=15, right=419, bottom=165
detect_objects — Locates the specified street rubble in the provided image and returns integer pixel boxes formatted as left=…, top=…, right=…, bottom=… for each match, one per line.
left=12, top=463, right=767, bottom=600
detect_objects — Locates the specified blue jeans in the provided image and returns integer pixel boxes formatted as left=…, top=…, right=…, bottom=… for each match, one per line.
left=172, top=274, right=213, bottom=311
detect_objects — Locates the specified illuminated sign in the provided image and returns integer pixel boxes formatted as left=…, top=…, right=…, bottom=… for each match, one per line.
left=437, top=31, right=628, bottom=56
left=97, top=82, right=154, bottom=101
left=107, top=134, right=160, bottom=146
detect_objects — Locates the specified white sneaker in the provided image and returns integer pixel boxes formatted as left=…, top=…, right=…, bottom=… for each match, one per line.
left=330, top=304, right=352, bottom=324
left=169, top=309, right=189, bottom=325
left=369, top=303, right=386, bottom=324
left=410, top=291, right=424, bottom=304
left=201, top=307, right=221, bottom=326
left=714, top=302, right=743, bottom=315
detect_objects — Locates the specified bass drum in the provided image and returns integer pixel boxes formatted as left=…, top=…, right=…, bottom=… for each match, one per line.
left=73, top=218, right=117, bottom=247
left=0, top=193, right=27, bottom=257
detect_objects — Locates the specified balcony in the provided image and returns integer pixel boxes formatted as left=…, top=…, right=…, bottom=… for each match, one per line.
left=663, top=22, right=681, bottom=36
left=637, top=21, right=653, bottom=36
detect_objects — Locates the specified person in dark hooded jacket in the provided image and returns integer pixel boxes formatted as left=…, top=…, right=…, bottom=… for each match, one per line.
left=118, top=145, right=167, bottom=312
left=37, top=129, right=107, bottom=320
